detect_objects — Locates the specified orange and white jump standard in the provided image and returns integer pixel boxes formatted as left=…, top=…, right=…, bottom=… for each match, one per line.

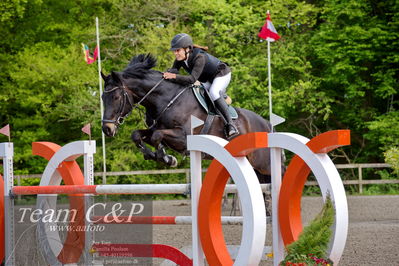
left=186, top=116, right=350, bottom=266
left=1, top=141, right=97, bottom=266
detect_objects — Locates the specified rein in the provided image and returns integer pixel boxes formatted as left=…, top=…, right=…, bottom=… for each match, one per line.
left=132, top=78, right=164, bottom=109
left=103, top=77, right=190, bottom=130
left=147, top=85, right=190, bottom=130
left=102, top=78, right=164, bottom=126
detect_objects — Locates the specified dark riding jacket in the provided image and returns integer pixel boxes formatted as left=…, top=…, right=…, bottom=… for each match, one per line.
left=169, top=48, right=231, bottom=85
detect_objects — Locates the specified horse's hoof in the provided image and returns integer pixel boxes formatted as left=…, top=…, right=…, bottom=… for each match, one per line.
left=169, top=156, right=178, bottom=167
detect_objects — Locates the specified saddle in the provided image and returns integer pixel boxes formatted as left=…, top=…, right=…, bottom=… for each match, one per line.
left=191, top=84, right=238, bottom=119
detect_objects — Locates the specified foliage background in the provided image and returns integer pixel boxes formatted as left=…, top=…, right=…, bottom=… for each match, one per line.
left=0, top=0, right=397, bottom=189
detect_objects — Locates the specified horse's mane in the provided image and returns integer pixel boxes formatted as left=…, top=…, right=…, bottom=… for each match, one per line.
left=123, top=54, right=157, bottom=79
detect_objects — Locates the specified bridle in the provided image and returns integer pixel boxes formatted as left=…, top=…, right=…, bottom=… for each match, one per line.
left=102, top=77, right=191, bottom=130
left=101, top=84, right=133, bottom=127
left=102, top=78, right=164, bottom=127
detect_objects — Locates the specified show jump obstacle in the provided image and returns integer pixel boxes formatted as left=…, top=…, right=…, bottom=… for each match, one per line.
left=0, top=120, right=350, bottom=266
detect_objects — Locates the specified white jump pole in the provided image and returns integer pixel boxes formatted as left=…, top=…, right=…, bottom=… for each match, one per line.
left=12, top=183, right=270, bottom=196
left=1, top=142, right=14, bottom=266
left=190, top=116, right=205, bottom=266
left=84, top=140, right=95, bottom=266
left=271, top=147, right=284, bottom=265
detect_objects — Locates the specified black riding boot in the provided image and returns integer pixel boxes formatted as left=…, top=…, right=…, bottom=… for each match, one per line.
left=214, top=98, right=239, bottom=138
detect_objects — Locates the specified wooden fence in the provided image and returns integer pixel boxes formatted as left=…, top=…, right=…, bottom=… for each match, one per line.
left=309, top=163, right=394, bottom=193
left=13, top=163, right=396, bottom=194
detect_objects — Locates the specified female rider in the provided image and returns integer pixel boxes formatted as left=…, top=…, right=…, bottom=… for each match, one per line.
left=163, top=33, right=239, bottom=138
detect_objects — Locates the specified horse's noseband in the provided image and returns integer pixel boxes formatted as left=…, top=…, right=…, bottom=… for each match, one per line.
left=102, top=85, right=134, bottom=127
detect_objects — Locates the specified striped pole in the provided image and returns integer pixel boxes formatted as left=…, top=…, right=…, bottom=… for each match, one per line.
left=12, top=184, right=190, bottom=195
left=91, top=216, right=251, bottom=225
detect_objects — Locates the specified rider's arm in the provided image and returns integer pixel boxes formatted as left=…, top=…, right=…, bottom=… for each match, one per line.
left=167, top=60, right=181, bottom=74
left=173, top=53, right=206, bottom=85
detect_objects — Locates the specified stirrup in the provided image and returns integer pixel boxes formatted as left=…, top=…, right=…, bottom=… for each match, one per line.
left=225, top=124, right=239, bottom=138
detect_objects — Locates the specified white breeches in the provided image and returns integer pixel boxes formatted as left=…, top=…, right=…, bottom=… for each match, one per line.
left=202, top=72, right=231, bottom=101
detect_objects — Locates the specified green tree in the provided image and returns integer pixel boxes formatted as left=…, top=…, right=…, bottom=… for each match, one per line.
left=308, top=0, right=399, bottom=162
left=0, top=0, right=397, bottom=183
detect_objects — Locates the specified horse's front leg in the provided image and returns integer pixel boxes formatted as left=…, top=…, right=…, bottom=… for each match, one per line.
left=151, top=128, right=187, bottom=167
left=131, top=129, right=156, bottom=161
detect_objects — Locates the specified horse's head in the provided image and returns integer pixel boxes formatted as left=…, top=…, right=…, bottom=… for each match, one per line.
left=101, top=54, right=158, bottom=137
left=101, top=71, right=134, bottom=137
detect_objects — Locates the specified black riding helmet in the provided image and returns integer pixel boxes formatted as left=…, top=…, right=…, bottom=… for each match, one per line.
left=170, top=33, right=193, bottom=50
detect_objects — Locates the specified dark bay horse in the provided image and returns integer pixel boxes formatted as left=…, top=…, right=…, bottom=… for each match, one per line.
left=101, top=54, right=284, bottom=183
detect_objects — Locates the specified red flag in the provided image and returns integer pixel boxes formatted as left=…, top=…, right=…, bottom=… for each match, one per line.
left=82, top=123, right=91, bottom=135
left=0, top=124, right=10, bottom=137
left=258, top=12, right=281, bottom=42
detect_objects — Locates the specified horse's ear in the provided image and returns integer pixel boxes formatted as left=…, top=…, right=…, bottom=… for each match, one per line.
left=111, top=71, right=122, bottom=85
left=101, top=71, right=107, bottom=81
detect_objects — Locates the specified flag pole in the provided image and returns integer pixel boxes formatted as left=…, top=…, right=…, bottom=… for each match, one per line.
left=267, top=37, right=273, bottom=133
left=96, top=17, right=107, bottom=185
left=261, top=10, right=285, bottom=266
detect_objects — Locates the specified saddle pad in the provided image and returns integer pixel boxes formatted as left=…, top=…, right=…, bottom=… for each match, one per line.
left=191, top=85, right=238, bottom=119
